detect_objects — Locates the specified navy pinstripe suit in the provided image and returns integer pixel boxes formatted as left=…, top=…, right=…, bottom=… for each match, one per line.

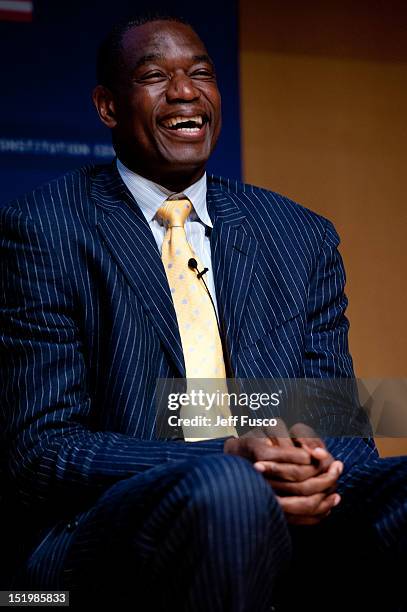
left=1, top=160, right=406, bottom=610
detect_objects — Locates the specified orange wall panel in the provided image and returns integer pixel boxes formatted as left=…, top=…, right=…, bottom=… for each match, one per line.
left=239, top=0, right=407, bottom=456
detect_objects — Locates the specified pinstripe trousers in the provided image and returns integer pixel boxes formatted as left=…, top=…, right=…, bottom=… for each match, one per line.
left=18, top=452, right=407, bottom=611
left=21, top=454, right=291, bottom=610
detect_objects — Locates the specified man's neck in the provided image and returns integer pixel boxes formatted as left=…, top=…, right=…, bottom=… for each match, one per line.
left=116, top=158, right=206, bottom=193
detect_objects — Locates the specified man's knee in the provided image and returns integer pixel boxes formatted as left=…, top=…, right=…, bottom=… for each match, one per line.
left=178, top=454, right=292, bottom=585
left=183, top=454, right=284, bottom=531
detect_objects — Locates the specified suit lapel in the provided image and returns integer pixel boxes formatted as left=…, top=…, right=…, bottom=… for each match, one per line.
left=206, top=182, right=259, bottom=375
left=91, top=162, right=186, bottom=377
left=90, top=163, right=260, bottom=379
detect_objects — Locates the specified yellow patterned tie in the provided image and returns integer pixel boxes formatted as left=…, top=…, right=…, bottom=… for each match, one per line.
left=156, top=196, right=238, bottom=441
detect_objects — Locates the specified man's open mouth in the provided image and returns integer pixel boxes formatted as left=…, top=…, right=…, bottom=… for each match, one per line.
left=159, top=114, right=209, bottom=133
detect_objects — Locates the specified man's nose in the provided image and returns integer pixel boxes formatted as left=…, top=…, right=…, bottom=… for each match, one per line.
left=166, top=73, right=200, bottom=103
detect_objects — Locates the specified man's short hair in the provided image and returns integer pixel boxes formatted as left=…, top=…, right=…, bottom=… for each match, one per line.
left=96, top=13, right=192, bottom=91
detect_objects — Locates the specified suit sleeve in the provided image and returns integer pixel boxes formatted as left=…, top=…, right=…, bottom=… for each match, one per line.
left=303, top=218, right=379, bottom=467
left=0, top=206, right=227, bottom=512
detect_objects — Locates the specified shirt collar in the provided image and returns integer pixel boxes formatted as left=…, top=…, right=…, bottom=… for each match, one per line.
left=116, top=157, right=213, bottom=228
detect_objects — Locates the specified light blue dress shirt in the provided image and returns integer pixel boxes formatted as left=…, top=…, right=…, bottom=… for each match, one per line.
left=116, top=158, right=219, bottom=319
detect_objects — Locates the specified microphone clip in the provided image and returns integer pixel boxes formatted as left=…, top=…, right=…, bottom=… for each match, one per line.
left=197, top=267, right=209, bottom=279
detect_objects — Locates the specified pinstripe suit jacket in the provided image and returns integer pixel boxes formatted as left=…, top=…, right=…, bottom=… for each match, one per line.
left=0, top=160, right=378, bottom=548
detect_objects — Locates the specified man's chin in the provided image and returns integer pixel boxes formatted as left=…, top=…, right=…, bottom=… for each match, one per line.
left=156, top=130, right=214, bottom=165
left=158, top=148, right=212, bottom=173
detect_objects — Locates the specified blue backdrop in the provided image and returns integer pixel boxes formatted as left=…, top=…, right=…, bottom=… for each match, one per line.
left=0, top=0, right=241, bottom=204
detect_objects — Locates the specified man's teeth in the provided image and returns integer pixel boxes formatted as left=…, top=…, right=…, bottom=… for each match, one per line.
left=161, top=115, right=204, bottom=130
left=174, top=127, right=201, bottom=132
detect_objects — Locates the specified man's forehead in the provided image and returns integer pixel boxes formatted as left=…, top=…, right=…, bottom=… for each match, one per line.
left=121, top=21, right=207, bottom=60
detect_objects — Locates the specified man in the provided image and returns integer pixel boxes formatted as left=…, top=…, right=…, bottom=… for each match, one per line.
left=1, top=15, right=406, bottom=611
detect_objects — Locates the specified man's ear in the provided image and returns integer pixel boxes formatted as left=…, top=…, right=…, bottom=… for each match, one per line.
left=92, top=85, right=117, bottom=128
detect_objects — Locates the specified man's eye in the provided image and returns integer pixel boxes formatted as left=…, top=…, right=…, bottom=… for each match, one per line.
left=191, top=70, right=213, bottom=78
left=141, top=71, right=166, bottom=80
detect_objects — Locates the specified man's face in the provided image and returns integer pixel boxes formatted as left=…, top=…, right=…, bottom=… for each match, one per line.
left=109, top=21, right=222, bottom=181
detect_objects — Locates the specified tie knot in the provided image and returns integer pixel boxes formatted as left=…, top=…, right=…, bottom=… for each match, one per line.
left=156, top=197, right=193, bottom=228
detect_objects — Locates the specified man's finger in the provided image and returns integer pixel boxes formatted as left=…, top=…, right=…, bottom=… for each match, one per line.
left=249, top=442, right=313, bottom=465
left=253, top=461, right=319, bottom=482
left=225, top=436, right=312, bottom=465
left=290, top=422, right=325, bottom=449
left=268, top=478, right=338, bottom=496
left=266, top=460, right=343, bottom=495
left=289, top=423, right=334, bottom=471
left=276, top=492, right=341, bottom=516
left=309, top=446, right=336, bottom=473
left=264, top=418, right=295, bottom=448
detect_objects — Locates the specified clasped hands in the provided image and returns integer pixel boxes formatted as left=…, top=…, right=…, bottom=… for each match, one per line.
left=224, top=421, right=343, bottom=525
